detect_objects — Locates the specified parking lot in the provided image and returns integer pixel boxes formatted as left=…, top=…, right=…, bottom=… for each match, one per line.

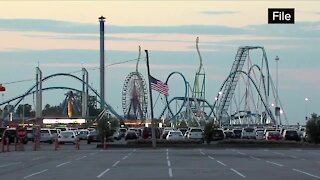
left=0, top=141, right=320, bottom=180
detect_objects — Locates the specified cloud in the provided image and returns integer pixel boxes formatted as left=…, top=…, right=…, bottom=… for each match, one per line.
left=201, top=11, right=238, bottom=15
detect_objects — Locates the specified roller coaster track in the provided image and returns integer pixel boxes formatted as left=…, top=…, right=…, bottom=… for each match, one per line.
left=0, top=73, right=122, bottom=120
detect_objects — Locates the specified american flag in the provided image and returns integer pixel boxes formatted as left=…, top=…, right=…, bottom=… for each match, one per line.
left=150, top=75, right=169, bottom=96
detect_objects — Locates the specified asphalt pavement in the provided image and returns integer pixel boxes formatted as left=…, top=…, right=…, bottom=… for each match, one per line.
left=0, top=141, right=320, bottom=180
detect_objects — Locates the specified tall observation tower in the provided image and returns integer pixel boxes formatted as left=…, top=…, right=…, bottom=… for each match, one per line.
left=99, top=16, right=106, bottom=109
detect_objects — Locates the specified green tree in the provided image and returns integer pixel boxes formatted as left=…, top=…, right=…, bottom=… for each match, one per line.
left=306, top=113, right=320, bottom=143
left=204, top=121, right=220, bottom=144
left=97, top=115, right=119, bottom=142
left=16, top=104, right=32, bottom=117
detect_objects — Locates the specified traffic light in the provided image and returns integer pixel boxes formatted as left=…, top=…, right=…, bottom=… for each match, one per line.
left=0, top=85, right=5, bottom=91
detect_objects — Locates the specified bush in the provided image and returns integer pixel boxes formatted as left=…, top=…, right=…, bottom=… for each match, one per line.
left=306, top=114, right=320, bottom=143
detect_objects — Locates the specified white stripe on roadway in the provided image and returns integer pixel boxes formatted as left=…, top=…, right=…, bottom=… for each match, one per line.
left=32, top=157, right=44, bottom=161
left=56, top=161, right=71, bottom=167
left=0, top=162, right=22, bottom=168
left=168, top=167, right=173, bottom=178
left=208, top=156, right=215, bottom=160
left=112, top=161, right=120, bottom=167
left=216, top=160, right=226, bottom=166
left=122, top=155, right=128, bottom=160
left=200, top=151, right=206, bottom=155
left=249, top=156, right=261, bottom=161
left=237, top=151, right=246, bottom=155
left=167, top=160, right=171, bottom=167
left=23, top=169, right=48, bottom=179
left=293, top=169, right=320, bottom=179
left=230, top=168, right=246, bottom=178
left=97, top=168, right=110, bottom=178
left=273, top=152, right=285, bottom=156
left=76, top=156, right=87, bottom=160
left=266, top=161, right=283, bottom=167
left=289, top=155, right=298, bottom=159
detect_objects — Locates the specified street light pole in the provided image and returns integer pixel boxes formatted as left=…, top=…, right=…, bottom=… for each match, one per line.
left=305, top=98, right=309, bottom=120
left=275, top=56, right=280, bottom=125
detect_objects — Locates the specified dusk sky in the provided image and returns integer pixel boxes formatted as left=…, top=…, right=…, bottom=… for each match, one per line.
left=0, top=1, right=319, bottom=125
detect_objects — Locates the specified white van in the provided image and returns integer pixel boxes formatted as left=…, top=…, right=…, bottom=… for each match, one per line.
left=241, top=127, right=256, bottom=139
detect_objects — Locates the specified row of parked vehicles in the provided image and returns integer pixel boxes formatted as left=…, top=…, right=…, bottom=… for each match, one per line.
left=0, top=126, right=99, bottom=145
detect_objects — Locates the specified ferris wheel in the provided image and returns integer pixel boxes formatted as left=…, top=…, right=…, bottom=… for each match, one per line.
left=121, top=47, right=148, bottom=120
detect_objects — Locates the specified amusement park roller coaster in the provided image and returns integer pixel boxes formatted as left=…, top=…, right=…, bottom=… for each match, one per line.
left=159, top=45, right=286, bottom=126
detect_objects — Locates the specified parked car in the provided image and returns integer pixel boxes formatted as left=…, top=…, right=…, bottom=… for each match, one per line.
left=178, top=128, right=188, bottom=136
left=223, top=130, right=234, bottom=139
left=161, top=129, right=170, bottom=139
left=78, top=129, right=90, bottom=140
left=166, top=130, right=184, bottom=140
left=50, top=129, right=59, bottom=139
left=241, top=127, right=256, bottom=139
left=255, top=130, right=265, bottom=140
left=142, top=127, right=160, bottom=139
left=26, top=128, right=34, bottom=142
left=87, top=131, right=101, bottom=144
left=265, top=131, right=282, bottom=141
left=40, top=128, right=54, bottom=144
left=58, top=130, right=77, bottom=144
left=0, top=127, right=7, bottom=142
left=283, top=129, right=300, bottom=141
left=118, top=128, right=127, bottom=139
left=125, top=131, right=139, bottom=140
left=211, top=129, right=225, bottom=141
left=187, top=128, right=204, bottom=142
left=2, top=128, right=28, bottom=145
left=233, top=129, right=242, bottom=139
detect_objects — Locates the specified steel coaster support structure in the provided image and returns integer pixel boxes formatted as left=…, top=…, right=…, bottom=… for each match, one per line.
left=215, top=46, right=275, bottom=125
left=0, top=73, right=122, bottom=120
left=193, top=37, right=206, bottom=100
left=216, top=47, right=248, bottom=121
left=82, top=68, right=89, bottom=117
left=211, top=70, right=275, bottom=124
left=158, top=71, right=214, bottom=122
left=35, top=67, right=42, bottom=118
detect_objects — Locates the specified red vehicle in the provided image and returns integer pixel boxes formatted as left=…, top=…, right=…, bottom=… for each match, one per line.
left=265, top=131, right=282, bottom=141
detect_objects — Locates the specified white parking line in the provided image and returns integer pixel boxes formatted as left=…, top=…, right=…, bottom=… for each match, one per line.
left=167, top=160, right=171, bottom=167
left=168, top=167, right=173, bottom=178
left=230, top=168, right=246, bottom=178
left=200, top=151, right=206, bottom=156
left=273, top=152, right=285, bottom=156
left=97, top=168, right=110, bottom=178
left=249, top=156, right=261, bottom=161
left=216, top=160, right=226, bottom=166
left=122, top=156, right=128, bottom=160
left=112, top=161, right=120, bottom=167
left=266, top=161, right=283, bottom=167
left=0, top=162, right=22, bottom=168
left=293, top=169, right=320, bottom=179
left=76, top=156, right=87, bottom=160
left=237, top=151, right=246, bottom=155
left=23, top=169, right=48, bottom=179
left=289, top=155, right=298, bottom=159
left=56, top=161, right=71, bottom=167
left=208, top=156, right=215, bottom=160
left=32, top=157, right=44, bottom=161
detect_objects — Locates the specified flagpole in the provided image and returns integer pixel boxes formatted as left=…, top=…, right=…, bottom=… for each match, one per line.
left=145, top=50, right=156, bottom=148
